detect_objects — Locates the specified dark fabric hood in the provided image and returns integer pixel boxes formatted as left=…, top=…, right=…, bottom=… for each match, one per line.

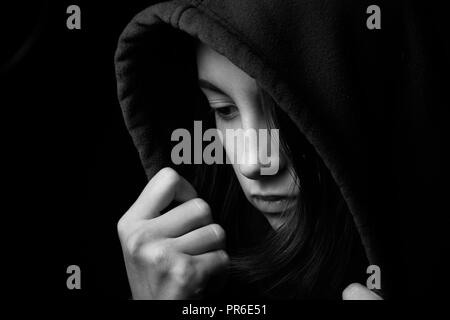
left=115, top=0, right=450, bottom=299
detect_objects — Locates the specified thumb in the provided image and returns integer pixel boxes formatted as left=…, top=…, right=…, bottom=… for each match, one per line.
left=342, top=283, right=383, bottom=300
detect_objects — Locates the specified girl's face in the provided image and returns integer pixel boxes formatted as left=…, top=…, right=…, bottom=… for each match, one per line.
left=197, top=43, right=300, bottom=229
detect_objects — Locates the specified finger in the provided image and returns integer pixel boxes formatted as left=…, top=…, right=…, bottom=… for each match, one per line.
left=174, top=224, right=226, bottom=255
left=125, top=167, right=197, bottom=221
left=150, top=198, right=213, bottom=237
left=342, top=283, right=383, bottom=300
left=193, top=250, right=229, bottom=283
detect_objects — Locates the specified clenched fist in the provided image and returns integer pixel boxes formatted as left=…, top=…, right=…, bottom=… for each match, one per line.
left=117, top=167, right=229, bottom=299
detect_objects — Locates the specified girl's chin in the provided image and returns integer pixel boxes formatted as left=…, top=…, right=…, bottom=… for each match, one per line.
left=262, top=213, right=287, bottom=230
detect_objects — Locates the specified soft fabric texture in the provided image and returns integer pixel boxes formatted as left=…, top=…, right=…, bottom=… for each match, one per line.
left=115, top=0, right=450, bottom=299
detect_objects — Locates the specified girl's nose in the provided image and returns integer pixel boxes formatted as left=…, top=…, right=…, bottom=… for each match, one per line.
left=238, top=128, right=286, bottom=179
left=239, top=162, right=263, bottom=180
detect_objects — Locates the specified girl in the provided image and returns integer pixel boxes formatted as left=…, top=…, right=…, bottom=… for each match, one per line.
left=115, top=0, right=385, bottom=300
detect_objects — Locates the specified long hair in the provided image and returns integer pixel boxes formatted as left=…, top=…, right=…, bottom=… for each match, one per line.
left=191, top=80, right=367, bottom=300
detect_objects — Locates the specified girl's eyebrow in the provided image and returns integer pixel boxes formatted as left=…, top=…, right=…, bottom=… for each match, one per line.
left=198, top=79, right=226, bottom=95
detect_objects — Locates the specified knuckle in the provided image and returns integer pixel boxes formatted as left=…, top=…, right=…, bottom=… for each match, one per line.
left=342, top=283, right=362, bottom=300
left=116, top=217, right=127, bottom=238
left=139, top=221, right=158, bottom=241
left=209, top=224, right=226, bottom=243
left=117, top=209, right=137, bottom=239
left=170, top=257, right=196, bottom=287
left=125, top=233, right=141, bottom=258
left=217, top=250, right=230, bottom=264
left=146, top=244, right=170, bottom=266
left=159, top=167, right=180, bottom=184
left=139, top=242, right=172, bottom=267
left=193, top=198, right=212, bottom=218
left=124, top=224, right=157, bottom=256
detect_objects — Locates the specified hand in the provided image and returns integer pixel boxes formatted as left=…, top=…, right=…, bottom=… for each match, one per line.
left=342, top=283, right=383, bottom=300
left=117, top=167, right=229, bottom=299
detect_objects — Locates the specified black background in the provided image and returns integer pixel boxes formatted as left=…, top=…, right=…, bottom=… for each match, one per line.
left=1, top=0, right=157, bottom=299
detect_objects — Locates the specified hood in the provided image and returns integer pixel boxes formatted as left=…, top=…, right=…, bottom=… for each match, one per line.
left=115, top=0, right=450, bottom=299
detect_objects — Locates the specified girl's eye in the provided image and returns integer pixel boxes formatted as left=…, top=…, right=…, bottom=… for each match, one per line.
left=214, top=105, right=239, bottom=120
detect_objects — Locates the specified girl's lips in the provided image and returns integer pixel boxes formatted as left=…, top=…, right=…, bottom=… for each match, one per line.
left=253, top=195, right=286, bottom=201
left=251, top=194, right=297, bottom=213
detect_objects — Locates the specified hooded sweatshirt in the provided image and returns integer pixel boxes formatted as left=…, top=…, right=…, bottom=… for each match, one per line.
left=115, top=0, right=450, bottom=299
